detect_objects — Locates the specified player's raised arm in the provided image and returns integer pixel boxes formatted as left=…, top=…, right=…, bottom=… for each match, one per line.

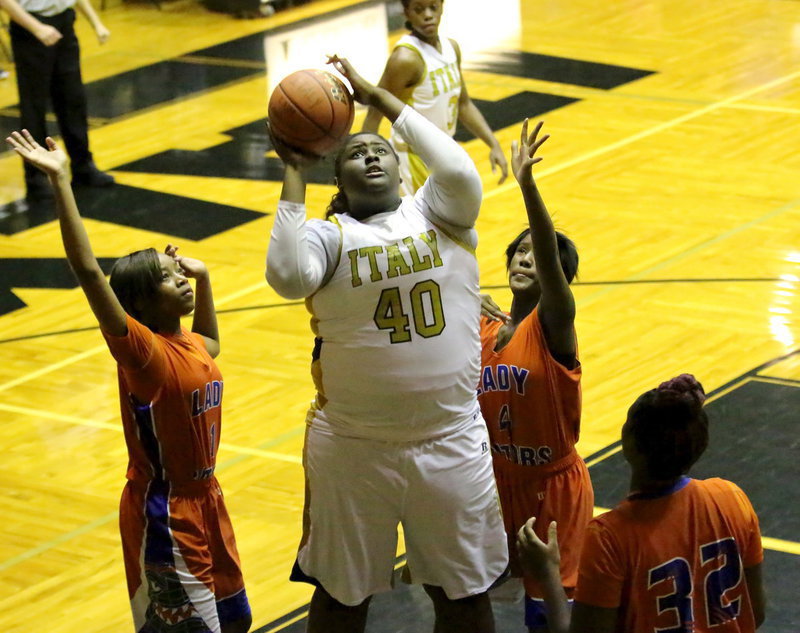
left=6, top=130, right=127, bottom=336
left=512, top=120, right=576, bottom=361
left=453, top=40, right=507, bottom=185
left=328, top=55, right=406, bottom=124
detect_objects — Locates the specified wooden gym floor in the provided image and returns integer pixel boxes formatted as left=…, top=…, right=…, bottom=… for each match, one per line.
left=0, top=0, right=798, bottom=631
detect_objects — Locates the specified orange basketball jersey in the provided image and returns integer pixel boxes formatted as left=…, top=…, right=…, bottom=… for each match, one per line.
left=576, top=477, right=763, bottom=633
left=478, top=309, right=581, bottom=469
left=103, top=315, right=223, bottom=485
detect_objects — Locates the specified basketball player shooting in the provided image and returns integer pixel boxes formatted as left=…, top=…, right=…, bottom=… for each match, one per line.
left=265, top=55, right=508, bottom=633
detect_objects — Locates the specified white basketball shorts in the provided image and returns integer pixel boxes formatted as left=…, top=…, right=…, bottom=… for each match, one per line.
left=294, top=414, right=508, bottom=606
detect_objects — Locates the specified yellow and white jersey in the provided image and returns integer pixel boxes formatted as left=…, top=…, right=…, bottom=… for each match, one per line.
left=308, top=199, right=481, bottom=441
left=390, top=33, right=462, bottom=145
left=267, top=106, right=483, bottom=441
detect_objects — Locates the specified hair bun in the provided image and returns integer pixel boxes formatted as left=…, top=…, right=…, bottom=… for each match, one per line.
left=657, top=373, right=706, bottom=404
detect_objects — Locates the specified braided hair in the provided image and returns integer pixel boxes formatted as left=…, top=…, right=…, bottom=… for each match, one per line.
left=625, top=374, right=709, bottom=480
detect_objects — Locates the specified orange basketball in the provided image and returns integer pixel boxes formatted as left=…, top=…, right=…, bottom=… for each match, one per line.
left=268, top=69, right=355, bottom=157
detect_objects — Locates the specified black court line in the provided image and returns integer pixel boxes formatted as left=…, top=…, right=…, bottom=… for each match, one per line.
left=253, top=556, right=410, bottom=633
left=581, top=345, right=800, bottom=466
left=463, top=50, right=654, bottom=89
left=0, top=301, right=305, bottom=344
left=0, top=276, right=788, bottom=345
left=484, top=277, right=788, bottom=289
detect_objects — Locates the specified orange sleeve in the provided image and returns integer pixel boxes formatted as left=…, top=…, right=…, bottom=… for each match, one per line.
left=728, top=481, right=764, bottom=568
left=574, top=518, right=626, bottom=608
left=102, top=314, right=157, bottom=370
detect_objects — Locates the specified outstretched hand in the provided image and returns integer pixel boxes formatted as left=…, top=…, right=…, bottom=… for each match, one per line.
left=6, top=130, right=68, bottom=177
left=511, top=119, right=549, bottom=186
left=516, top=517, right=561, bottom=578
left=165, top=244, right=207, bottom=279
left=327, top=54, right=375, bottom=106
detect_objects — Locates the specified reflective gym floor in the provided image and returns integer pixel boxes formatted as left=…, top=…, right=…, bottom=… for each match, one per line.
left=0, top=0, right=798, bottom=631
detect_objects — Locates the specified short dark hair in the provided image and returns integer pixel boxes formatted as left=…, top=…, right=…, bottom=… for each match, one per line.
left=504, top=228, right=579, bottom=283
left=108, top=248, right=162, bottom=322
left=625, top=374, right=709, bottom=479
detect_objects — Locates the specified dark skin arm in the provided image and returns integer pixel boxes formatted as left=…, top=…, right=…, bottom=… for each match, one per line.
left=453, top=39, right=507, bottom=184
left=517, top=518, right=571, bottom=633
left=744, top=563, right=766, bottom=627
left=165, top=245, right=220, bottom=358
left=7, top=130, right=128, bottom=336
left=512, top=119, right=577, bottom=363
left=362, top=46, right=423, bottom=133
left=516, top=517, right=620, bottom=633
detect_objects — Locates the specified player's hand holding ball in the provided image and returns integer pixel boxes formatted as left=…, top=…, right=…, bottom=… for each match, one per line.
left=267, top=58, right=356, bottom=159
left=325, top=55, right=375, bottom=106
left=265, top=120, right=323, bottom=170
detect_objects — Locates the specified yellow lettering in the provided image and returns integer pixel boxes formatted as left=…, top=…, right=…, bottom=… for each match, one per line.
left=419, top=230, right=443, bottom=267
left=403, top=236, right=432, bottom=272
left=359, top=246, right=384, bottom=282
left=429, top=70, right=440, bottom=97
left=347, top=249, right=362, bottom=287
left=385, top=243, right=412, bottom=278
left=444, top=64, right=457, bottom=90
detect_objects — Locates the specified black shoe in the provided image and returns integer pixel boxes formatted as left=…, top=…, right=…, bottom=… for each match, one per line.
left=25, top=173, right=55, bottom=200
left=71, top=163, right=115, bottom=187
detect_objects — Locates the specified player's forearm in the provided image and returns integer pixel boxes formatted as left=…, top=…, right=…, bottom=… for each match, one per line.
left=0, top=0, right=46, bottom=34
left=361, top=106, right=384, bottom=133
left=538, top=569, right=571, bottom=633
left=74, top=0, right=104, bottom=30
left=280, top=164, right=306, bottom=204
left=50, top=172, right=104, bottom=278
left=522, top=183, right=568, bottom=290
left=364, top=86, right=404, bottom=124
left=191, top=273, right=219, bottom=348
left=459, top=100, right=501, bottom=152
left=395, top=106, right=481, bottom=226
left=266, top=201, right=326, bottom=299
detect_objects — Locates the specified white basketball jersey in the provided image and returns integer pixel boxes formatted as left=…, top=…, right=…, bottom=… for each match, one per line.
left=390, top=33, right=462, bottom=146
left=307, top=200, right=481, bottom=441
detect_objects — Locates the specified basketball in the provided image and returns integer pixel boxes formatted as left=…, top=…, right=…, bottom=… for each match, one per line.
left=268, top=69, right=355, bottom=157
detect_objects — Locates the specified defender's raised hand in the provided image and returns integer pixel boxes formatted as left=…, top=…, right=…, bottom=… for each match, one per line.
left=511, top=119, right=550, bottom=186
left=6, top=130, right=68, bottom=177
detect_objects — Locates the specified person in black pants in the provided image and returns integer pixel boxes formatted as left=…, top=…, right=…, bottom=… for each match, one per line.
left=1, top=0, right=114, bottom=199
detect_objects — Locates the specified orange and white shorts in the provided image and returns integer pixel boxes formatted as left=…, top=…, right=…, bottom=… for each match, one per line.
left=119, top=478, right=250, bottom=633
left=492, top=452, right=594, bottom=628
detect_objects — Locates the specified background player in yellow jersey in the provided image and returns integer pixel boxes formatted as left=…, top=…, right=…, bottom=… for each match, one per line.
left=362, top=0, right=507, bottom=195
left=266, top=56, right=507, bottom=633
left=7, top=130, right=251, bottom=633
left=517, top=374, right=767, bottom=633
left=478, top=120, right=593, bottom=632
